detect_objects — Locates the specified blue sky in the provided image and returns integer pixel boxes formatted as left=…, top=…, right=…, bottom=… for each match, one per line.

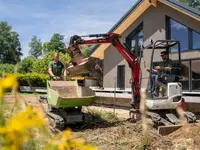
left=0, top=0, right=137, bottom=58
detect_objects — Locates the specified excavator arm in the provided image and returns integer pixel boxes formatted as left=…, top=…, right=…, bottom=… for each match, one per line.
left=67, top=32, right=140, bottom=109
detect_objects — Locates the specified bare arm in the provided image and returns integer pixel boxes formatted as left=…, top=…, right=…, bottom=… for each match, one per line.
left=160, top=66, right=172, bottom=71
left=48, top=68, right=55, bottom=77
left=63, top=68, right=67, bottom=79
left=155, top=66, right=172, bottom=71
left=146, top=68, right=158, bottom=73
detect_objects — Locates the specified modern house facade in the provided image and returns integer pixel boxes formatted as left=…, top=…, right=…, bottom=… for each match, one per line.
left=90, top=0, right=200, bottom=93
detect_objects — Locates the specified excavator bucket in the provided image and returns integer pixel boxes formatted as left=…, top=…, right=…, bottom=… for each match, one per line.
left=66, top=57, right=102, bottom=75
left=66, top=45, right=103, bottom=86
left=158, top=125, right=182, bottom=136
left=67, top=44, right=85, bottom=66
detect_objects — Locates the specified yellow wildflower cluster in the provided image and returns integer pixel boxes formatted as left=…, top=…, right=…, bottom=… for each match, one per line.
left=49, top=129, right=98, bottom=150
left=0, top=105, right=45, bottom=150
left=0, top=74, right=18, bottom=99
left=0, top=74, right=98, bottom=150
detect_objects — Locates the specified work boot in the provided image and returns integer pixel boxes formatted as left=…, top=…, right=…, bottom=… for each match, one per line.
left=131, top=97, right=140, bottom=110
left=161, top=88, right=166, bottom=97
left=153, top=87, right=159, bottom=97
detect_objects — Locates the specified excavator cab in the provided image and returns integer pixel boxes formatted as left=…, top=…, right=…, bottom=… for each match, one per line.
left=145, top=40, right=183, bottom=110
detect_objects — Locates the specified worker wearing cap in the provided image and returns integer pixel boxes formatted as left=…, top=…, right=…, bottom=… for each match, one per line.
left=148, top=51, right=173, bottom=96
left=48, top=52, right=66, bottom=80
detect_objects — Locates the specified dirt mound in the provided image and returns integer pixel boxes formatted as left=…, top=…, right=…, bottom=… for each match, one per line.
left=168, top=122, right=200, bottom=149
left=72, top=120, right=173, bottom=150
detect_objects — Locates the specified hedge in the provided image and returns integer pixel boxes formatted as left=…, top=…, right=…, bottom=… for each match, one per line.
left=0, top=73, right=86, bottom=88
left=16, top=73, right=49, bottom=87
left=0, top=73, right=49, bottom=87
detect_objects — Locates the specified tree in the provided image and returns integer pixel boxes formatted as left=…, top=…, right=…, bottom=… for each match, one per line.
left=0, top=21, right=22, bottom=64
left=80, top=45, right=95, bottom=57
left=28, top=36, right=42, bottom=58
left=17, top=56, right=36, bottom=73
left=32, top=51, right=71, bottom=74
left=43, top=33, right=66, bottom=54
left=179, top=0, right=200, bottom=10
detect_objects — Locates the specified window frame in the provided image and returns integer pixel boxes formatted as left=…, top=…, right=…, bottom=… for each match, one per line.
left=192, top=30, right=200, bottom=50
left=125, top=22, right=143, bottom=57
left=177, top=58, right=200, bottom=92
left=152, top=58, right=200, bottom=92
left=166, top=16, right=200, bottom=52
left=117, top=65, right=125, bottom=90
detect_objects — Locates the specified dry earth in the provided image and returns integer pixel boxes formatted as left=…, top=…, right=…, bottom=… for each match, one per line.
left=3, top=93, right=200, bottom=150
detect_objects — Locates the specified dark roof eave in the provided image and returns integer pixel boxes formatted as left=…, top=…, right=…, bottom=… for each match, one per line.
left=89, top=0, right=143, bottom=56
left=164, top=0, right=200, bottom=19
left=89, top=0, right=200, bottom=56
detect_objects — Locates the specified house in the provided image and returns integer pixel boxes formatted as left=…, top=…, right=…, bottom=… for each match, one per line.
left=90, top=0, right=200, bottom=94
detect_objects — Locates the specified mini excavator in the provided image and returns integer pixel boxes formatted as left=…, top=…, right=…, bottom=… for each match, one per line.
left=65, top=32, right=196, bottom=135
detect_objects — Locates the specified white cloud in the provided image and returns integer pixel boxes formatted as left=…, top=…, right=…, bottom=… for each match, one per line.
left=0, top=0, right=137, bottom=57
left=171, top=21, right=187, bottom=30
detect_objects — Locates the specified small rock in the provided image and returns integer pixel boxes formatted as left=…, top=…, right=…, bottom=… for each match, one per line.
left=186, top=138, right=194, bottom=145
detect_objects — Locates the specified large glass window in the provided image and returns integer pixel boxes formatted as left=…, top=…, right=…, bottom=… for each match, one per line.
left=170, top=19, right=188, bottom=51
left=126, top=23, right=143, bottom=57
left=192, top=31, right=200, bottom=49
left=191, top=60, right=200, bottom=91
left=152, top=59, right=200, bottom=92
left=117, top=65, right=125, bottom=90
left=179, top=59, right=200, bottom=92
left=180, top=61, right=190, bottom=91
left=167, top=17, right=200, bottom=51
left=129, top=30, right=143, bottom=56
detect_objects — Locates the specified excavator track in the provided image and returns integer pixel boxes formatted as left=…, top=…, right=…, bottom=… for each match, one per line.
left=129, top=109, right=197, bottom=136
left=184, top=111, right=196, bottom=123
left=83, top=112, right=93, bottom=124
left=47, top=108, right=94, bottom=132
left=47, top=112, right=65, bottom=131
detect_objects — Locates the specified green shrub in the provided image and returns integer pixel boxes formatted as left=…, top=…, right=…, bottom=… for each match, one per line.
left=15, top=73, right=49, bottom=87
left=17, top=56, right=36, bottom=73
left=0, top=63, right=15, bottom=73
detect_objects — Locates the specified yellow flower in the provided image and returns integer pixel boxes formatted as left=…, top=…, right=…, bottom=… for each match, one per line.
left=0, top=86, right=3, bottom=99
left=58, top=141, right=68, bottom=150
left=2, top=74, right=18, bottom=89
left=49, top=129, right=99, bottom=150
left=0, top=105, right=45, bottom=150
left=63, top=130, right=73, bottom=140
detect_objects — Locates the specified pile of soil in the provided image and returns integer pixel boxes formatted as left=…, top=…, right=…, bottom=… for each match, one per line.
left=72, top=121, right=173, bottom=150
left=168, top=122, right=200, bottom=149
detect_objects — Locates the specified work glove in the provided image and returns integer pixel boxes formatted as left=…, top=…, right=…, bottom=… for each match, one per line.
left=53, top=76, right=57, bottom=80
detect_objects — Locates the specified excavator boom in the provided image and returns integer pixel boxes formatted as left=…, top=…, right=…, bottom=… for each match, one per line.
left=66, top=32, right=140, bottom=109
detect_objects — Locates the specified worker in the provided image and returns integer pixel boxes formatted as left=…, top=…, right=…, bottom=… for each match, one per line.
left=147, top=51, right=173, bottom=97
left=48, top=52, right=66, bottom=80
